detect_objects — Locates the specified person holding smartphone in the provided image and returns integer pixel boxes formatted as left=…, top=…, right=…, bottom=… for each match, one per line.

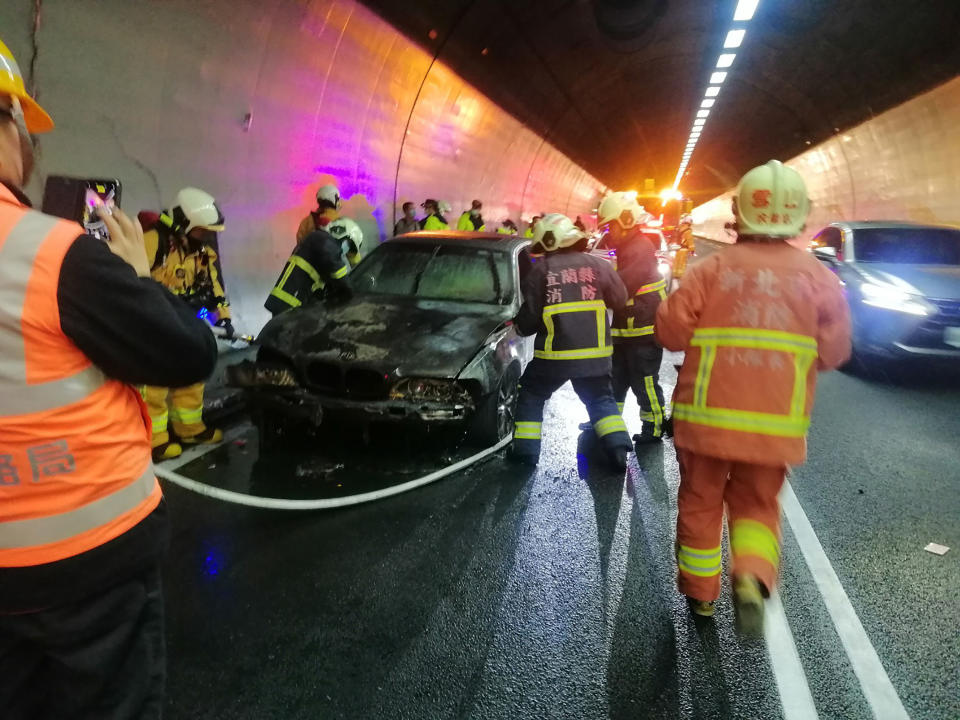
left=0, top=38, right=216, bottom=719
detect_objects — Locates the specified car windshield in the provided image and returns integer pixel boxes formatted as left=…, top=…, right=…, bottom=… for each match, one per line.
left=348, top=242, right=512, bottom=304
left=854, top=228, right=960, bottom=264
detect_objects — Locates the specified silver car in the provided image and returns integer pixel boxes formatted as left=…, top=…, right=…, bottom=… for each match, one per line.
left=811, top=221, right=960, bottom=362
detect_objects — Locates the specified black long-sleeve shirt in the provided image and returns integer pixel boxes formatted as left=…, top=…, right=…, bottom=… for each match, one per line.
left=1, top=189, right=218, bottom=612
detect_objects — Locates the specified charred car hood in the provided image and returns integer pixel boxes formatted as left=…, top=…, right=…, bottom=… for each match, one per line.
left=260, top=294, right=514, bottom=378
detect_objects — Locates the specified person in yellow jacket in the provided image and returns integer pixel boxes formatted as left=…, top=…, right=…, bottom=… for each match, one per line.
left=672, top=214, right=697, bottom=283
left=523, top=216, right=541, bottom=238
left=141, top=188, right=230, bottom=461
left=457, top=199, right=486, bottom=231
left=498, top=218, right=518, bottom=235
left=419, top=198, right=449, bottom=230
left=296, top=183, right=340, bottom=246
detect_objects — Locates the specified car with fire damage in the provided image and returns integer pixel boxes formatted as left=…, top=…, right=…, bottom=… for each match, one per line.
left=231, top=232, right=533, bottom=447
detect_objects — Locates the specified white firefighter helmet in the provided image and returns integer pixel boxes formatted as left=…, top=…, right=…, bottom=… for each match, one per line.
left=172, top=187, right=225, bottom=234
left=597, top=191, right=647, bottom=229
left=734, top=160, right=809, bottom=237
left=327, top=217, right=363, bottom=254
left=533, top=213, right=585, bottom=252
left=439, top=200, right=452, bottom=213
left=316, top=183, right=341, bottom=209
left=679, top=214, right=693, bottom=225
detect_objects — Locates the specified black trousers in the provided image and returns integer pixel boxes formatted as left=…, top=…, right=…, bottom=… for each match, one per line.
left=0, top=565, right=165, bottom=720
left=513, top=368, right=631, bottom=459
left=612, top=342, right=666, bottom=437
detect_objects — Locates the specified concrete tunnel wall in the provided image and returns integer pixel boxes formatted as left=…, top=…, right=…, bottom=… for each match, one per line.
left=693, top=75, right=960, bottom=246
left=0, top=0, right=606, bottom=333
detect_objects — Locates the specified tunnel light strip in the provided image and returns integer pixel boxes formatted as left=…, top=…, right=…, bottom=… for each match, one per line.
left=673, top=2, right=761, bottom=189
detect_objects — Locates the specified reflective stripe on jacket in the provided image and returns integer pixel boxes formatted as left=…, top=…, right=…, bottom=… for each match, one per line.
left=611, top=235, right=663, bottom=343
left=514, top=250, right=628, bottom=378
left=0, top=188, right=161, bottom=567
left=655, top=242, right=851, bottom=465
left=265, top=229, right=350, bottom=314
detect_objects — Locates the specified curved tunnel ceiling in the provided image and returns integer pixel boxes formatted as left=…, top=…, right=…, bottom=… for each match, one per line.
left=359, top=0, right=960, bottom=202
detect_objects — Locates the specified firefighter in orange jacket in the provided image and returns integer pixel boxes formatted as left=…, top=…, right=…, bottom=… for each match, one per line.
left=672, top=214, right=696, bottom=282
left=0, top=38, right=216, bottom=717
left=655, top=160, right=851, bottom=634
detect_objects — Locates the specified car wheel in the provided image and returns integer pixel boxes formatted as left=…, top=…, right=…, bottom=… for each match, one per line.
left=468, top=366, right=519, bottom=447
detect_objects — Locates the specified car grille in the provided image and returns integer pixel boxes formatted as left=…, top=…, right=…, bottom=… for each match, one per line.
left=304, top=361, right=389, bottom=399
left=901, top=297, right=960, bottom=349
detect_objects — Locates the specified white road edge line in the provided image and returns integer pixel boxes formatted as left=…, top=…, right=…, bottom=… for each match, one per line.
left=155, top=433, right=512, bottom=510
left=765, top=589, right=820, bottom=720
left=782, top=482, right=912, bottom=720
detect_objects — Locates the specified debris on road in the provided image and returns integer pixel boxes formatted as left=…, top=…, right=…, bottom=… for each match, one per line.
left=924, top=542, right=949, bottom=556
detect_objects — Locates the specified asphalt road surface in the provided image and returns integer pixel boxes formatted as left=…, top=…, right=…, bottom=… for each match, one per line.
left=159, top=238, right=959, bottom=719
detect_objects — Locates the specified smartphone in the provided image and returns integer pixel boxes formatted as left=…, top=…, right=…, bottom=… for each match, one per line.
left=42, top=176, right=122, bottom=241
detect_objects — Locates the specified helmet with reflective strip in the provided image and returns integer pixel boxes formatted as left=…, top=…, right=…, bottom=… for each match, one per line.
left=597, top=191, right=648, bottom=230
left=327, top=217, right=363, bottom=253
left=171, top=187, right=225, bottom=234
left=0, top=39, right=53, bottom=133
left=734, top=160, right=809, bottom=238
left=316, top=184, right=341, bottom=209
left=533, top=213, right=585, bottom=252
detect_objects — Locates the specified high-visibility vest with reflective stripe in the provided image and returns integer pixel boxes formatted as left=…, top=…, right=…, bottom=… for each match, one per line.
left=672, top=326, right=818, bottom=450
left=0, top=191, right=161, bottom=567
left=611, top=278, right=666, bottom=339
left=534, top=299, right=612, bottom=361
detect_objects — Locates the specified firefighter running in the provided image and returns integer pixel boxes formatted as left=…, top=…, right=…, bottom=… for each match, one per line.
left=510, top=213, right=633, bottom=470
left=655, top=160, right=851, bottom=634
left=141, top=187, right=231, bottom=462
left=598, top=191, right=670, bottom=444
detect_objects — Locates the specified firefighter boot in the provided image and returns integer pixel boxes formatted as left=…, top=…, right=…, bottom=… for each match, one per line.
left=181, top=427, right=223, bottom=446
left=734, top=574, right=765, bottom=637
left=687, top=597, right=716, bottom=618
left=152, top=442, right=182, bottom=463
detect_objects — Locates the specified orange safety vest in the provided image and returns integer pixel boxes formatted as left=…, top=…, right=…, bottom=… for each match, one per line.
left=0, top=186, right=161, bottom=568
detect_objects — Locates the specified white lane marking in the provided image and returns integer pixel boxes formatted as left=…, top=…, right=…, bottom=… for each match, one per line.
left=765, top=589, right=820, bottom=719
left=156, top=434, right=512, bottom=510
left=161, top=425, right=251, bottom=470
left=782, top=482, right=912, bottom=720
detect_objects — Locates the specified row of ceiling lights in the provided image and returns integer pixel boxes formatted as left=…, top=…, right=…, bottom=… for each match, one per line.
left=672, top=0, right=760, bottom=189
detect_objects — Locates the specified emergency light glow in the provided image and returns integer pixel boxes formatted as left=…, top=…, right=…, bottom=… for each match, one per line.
left=711, top=72, right=728, bottom=84
left=724, top=29, right=746, bottom=48
left=717, top=54, right=736, bottom=68
left=701, top=99, right=715, bottom=108
left=705, top=86, right=720, bottom=97
left=733, top=0, right=760, bottom=22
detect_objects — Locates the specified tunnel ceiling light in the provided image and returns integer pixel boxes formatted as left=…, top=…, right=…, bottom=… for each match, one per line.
left=705, top=86, right=721, bottom=97
left=711, top=71, right=728, bottom=84
left=733, top=0, right=760, bottom=22
left=717, top=53, right=736, bottom=68
left=693, top=120, right=706, bottom=127
left=701, top=98, right=716, bottom=109
left=696, top=109, right=710, bottom=118
left=725, top=29, right=746, bottom=48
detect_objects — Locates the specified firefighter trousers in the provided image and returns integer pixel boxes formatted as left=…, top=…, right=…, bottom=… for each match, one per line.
left=142, top=382, right=207, bottom=447
left=675, top=449, right=786, bottom=602
left=512, top=369, right=631, bottom=461
left=612, top=343, right=665, bottom=437
left=0, top=565, right=166, bottom=720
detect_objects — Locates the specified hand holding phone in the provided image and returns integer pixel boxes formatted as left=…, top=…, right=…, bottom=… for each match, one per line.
left=99, top=208, right=150, bottom=278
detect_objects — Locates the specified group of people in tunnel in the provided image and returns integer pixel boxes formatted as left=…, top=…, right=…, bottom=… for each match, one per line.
left=0, top=31, right=854, bottom=719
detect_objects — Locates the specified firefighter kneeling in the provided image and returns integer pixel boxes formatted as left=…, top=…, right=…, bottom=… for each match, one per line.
left=510, top=214, right=633, bottom=470
left=655, top=160, right=851, bottom=634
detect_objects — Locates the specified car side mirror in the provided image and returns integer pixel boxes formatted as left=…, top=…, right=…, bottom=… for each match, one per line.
left=813, top=246, right=838, bottom=263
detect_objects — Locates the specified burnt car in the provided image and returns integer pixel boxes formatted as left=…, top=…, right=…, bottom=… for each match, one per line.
left=232, top=232, right=533, bottom=446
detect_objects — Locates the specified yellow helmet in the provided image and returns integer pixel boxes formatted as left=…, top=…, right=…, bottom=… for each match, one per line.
left=0, top=39, right=53, bottom=133
left=734, top=160, right=809, bottom=237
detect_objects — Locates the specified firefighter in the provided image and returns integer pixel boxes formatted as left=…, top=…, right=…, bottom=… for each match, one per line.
left=0, top=38, right=216, bottom=717
left=265, top=223, right=353, bottom=317
left=327, top=216, right=364, bottom=267
left=142, top=188, right=230, bottom=462
left=296, top=183, right=341, bottom=246
left=598, top=192, right=669, bottom=443
left=457, top=199, right=486, bottom=231
left=672, top=214, right=696, bottom=285
left=511, top=213, right=633, bottom=470
left=655, top=160, right=851, bottom=633
left=419, top=198, right=449, bottom=230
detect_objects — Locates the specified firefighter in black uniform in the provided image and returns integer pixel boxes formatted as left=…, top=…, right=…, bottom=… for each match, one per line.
left=265, top=227, right=353, bottom=316
left=598, top=192, right=669, bottom=442
left=511, top=213, right=633, bottom=469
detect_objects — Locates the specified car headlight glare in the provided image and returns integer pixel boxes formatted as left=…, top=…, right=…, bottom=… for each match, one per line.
left=859, top=282, right=931, bottom=316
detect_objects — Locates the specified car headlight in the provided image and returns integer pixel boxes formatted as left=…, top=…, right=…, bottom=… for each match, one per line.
left=859, top=282, right=932, bottom=316
left=389, top=378, right=472, bottom=404
left=227, top=361, right=299, bottom=388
